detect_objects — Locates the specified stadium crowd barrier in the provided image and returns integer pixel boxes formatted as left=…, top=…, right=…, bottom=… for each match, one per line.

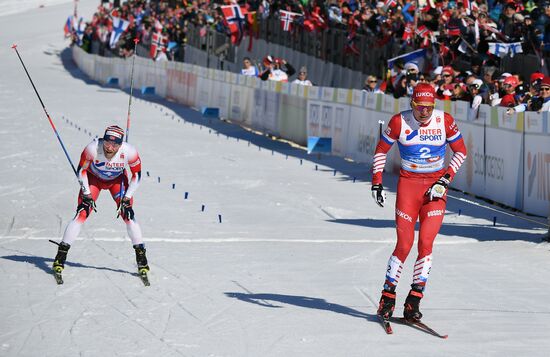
left=72, top=46, right=549, bottom=217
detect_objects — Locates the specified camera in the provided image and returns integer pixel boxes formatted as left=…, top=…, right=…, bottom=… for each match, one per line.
left=406, top=72, right=418, bottom=82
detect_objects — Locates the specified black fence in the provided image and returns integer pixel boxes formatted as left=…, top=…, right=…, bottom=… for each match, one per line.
left=185, top=17, right=548, bottom=81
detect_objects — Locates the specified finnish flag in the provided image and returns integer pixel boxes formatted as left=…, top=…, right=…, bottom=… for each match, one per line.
left=109, top=17, right=129, bottom=49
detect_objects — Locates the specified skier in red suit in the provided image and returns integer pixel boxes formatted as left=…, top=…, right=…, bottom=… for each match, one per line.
left=372, top=83, right=467, bottom=322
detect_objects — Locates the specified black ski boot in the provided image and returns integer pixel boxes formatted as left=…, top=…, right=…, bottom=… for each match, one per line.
left=53, top=242, right=71, bottom=273
left=377, top=287, right=396, bottom=319
left=133, top=244, right=149, bottom=272
left=404, top=284, right=424, bottom=322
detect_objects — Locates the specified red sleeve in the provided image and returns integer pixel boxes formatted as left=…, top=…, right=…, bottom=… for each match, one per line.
left=372, top=114, right=401, bottom=185
left=374, top=113, right=401, bottom=155
left=78, top=147, right=93, bottom=168
left=128, top=152, right=142, bottom=176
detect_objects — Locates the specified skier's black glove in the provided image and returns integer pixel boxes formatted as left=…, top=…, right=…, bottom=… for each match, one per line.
left=371, top=184, right=387, bottom=207
left=77, top=194, right=96, bottom=217
left=117, top=197, right=134, bottom=220
left=426, top=174, right=451, bottom=201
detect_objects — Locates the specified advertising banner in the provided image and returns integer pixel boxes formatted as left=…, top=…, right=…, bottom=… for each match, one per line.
left=484, top=126, right=523, bottom=208
left=523, top=134, right=550, bottom=216
left=451, top=120, right=487, bottom=195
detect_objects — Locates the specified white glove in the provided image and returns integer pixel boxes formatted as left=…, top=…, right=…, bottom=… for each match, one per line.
left=426, top=174, right=451, bottom=201
left=371, top=184, right=387, bottom=207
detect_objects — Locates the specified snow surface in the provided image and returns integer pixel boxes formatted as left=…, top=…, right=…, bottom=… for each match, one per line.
left=1, top=1, right=549, bottom=356
left=0, top=0, right=73, bottom=17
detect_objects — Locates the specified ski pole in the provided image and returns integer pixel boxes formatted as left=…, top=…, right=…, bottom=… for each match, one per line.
left=125, top=38, right=139, bottom=142
left=118, top=38, right=139, bottom=218
left=11, top=44, right=84, bottom=191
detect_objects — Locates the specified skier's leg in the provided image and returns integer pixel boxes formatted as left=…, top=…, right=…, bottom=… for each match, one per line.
left=54, top=185, right=100, bottom=270
left=110, top=179, right=148, bottom=271
left=378, top=177, right=421, bottom=318
left=403, top=194, right=447, bottom=321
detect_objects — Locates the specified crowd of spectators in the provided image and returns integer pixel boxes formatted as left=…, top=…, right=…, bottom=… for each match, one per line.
left=71, top=0, right=550, bottom=112
left=366, top=60, right=550, bottom=116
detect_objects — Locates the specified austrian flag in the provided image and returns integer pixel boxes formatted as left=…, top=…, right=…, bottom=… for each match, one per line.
left=279, top=10, right=302, bottom=32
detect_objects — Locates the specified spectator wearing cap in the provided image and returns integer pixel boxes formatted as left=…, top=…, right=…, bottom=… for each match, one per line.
left=241, top=57, right=259, bottom=77
left=540, top=77, right=550, bottom=112
left=436, top=66, right=455, bottom=100
left=468, top=79, right=485, bottom=118
left=404, top=62, right=419, bottom=75
left=521, top=72, right=545, bottom=111
left=489, top=72, right=512, bottom=106
left=292, top=66, right=313, bottom=86
left=499, top=76, right=520, bottom=107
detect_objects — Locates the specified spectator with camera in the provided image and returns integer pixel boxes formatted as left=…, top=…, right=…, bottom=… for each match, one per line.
left=259, top=55, right=296, bottom=82
left=392, top=62, right=420, bottom=99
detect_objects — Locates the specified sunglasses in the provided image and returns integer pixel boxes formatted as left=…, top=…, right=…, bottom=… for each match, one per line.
left=412, top=103, right=435, bottom=111
left=541, top=87, right=550, bottom=91
left=368, top=80, right=377, bottom=83
left=443, top=74, right=452, bottom=77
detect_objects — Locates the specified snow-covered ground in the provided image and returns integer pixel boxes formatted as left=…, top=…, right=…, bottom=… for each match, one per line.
left=0, top=0, right=73, bottom=17
left=1, top=1, right=549, bottom=356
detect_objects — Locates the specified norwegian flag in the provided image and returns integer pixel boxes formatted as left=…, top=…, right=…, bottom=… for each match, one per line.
left=279, top=10, right=301, bottom=32
left=221, top=5, right=247, bottom=44
left=402, top=23, right=414, bottom=42
left=415, top=25, right=432, bottom=48
left=150, top=31, right=167, bottom=60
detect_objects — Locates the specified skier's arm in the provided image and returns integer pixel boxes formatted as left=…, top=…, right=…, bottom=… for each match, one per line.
left=372, top=114, right=401, bottom=185
left=124, top=149, right=142, bottom=199
left=77, top=145, right=95, bottom=196
left=443, top=113, right=467, bottom=181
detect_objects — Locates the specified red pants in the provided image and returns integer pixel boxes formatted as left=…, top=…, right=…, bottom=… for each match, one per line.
left=75, top=174, right=132, bottom=222
left=393, top=175, right=447, bottom=263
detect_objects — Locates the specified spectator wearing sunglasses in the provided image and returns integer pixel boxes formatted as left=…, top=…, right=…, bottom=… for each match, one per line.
left=436, top=66, right=455, bottom=100
left=292, top=66, right=313, bottom=86
left=362, top=75, right=383, bottom=93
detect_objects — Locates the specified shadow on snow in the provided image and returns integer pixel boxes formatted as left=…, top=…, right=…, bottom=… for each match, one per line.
left=224, top=292, right=379, bottom=323
left=1, top=254, right=137, bottom=276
